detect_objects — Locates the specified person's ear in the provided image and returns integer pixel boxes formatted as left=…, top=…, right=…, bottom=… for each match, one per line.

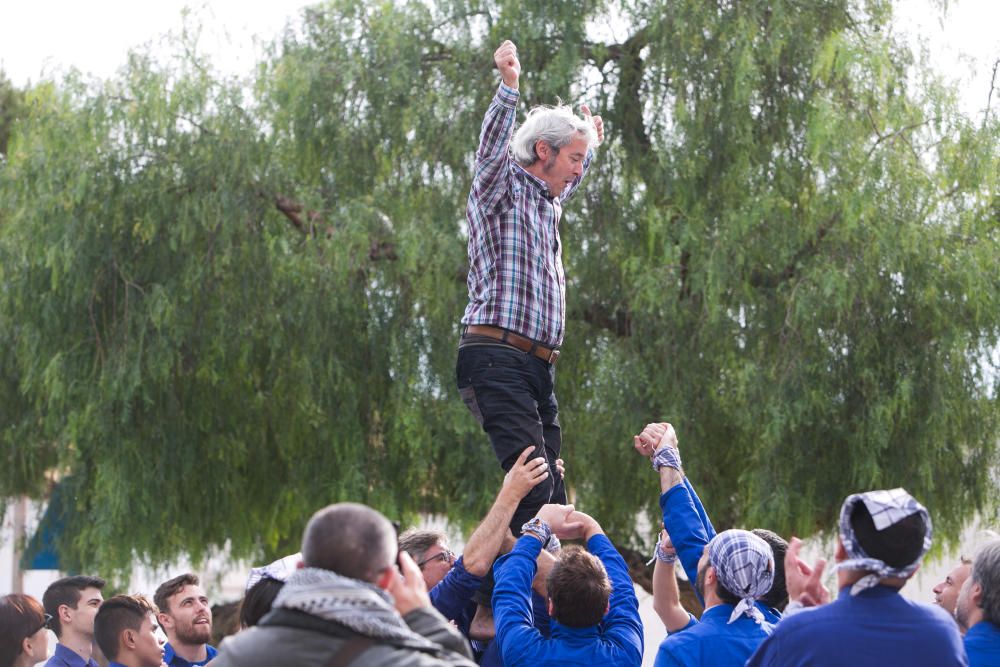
left=834, top=537, right=847, bottom=562
left=971, top=582, right=984, bottom=608
left=21, top=636, right=38, bottom=658
left=59, top=602, right=74, bottom=626
left=534, top=140, right=551, bottom=161
left=157, top=611, right=172, bottom=631
left=375, top=566, right=396, bottom=591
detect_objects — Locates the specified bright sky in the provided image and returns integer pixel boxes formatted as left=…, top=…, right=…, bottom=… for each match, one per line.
left=1, top=0, right=998, bottom=119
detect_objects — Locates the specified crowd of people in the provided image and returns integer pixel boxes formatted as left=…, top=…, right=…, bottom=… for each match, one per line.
left=3, top=38, right=1000, bottom=667
left=2, top=422, right=1000, bottom=667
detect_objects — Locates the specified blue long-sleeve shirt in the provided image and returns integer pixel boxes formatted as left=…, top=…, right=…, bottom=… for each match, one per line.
left=660, top=481, right=781, bottom=625
left=746, top=584, right=967, bottom=667
left=428, top=555, right=483, bottom=638
left=493, top=533, right=643, bottom=666
left=654, top=604, right=773, bottom=667
left=964, top=620, right=1000, bottom=667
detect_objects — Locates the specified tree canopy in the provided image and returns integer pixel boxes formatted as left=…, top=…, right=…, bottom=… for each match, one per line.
left=1, top=0, right=998, bottom=576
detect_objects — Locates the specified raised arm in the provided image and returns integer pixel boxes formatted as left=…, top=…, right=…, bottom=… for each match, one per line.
left=652, top=530, right=697, bottom=632
left=471, top=41, right=520, bottom=210
left=463, top=447, right=550, bottom=576
left=635, top=422, right=716, bottom=601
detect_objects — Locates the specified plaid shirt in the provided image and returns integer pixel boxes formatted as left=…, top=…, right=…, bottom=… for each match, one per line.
left=461, top=84, right=593, bottom=347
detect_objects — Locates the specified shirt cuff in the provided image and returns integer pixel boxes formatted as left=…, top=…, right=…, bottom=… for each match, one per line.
left=496, top=83, right=519, bottom=108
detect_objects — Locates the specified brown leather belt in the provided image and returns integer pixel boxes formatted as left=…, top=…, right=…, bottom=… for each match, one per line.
left=463, top=325, right=561, bottom=364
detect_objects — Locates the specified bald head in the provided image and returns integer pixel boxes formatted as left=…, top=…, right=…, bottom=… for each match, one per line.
left=302, top=503, right=397, bottom=583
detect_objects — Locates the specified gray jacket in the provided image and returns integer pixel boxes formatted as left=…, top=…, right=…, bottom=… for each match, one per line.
left=212, top=605, right=477, bottom=667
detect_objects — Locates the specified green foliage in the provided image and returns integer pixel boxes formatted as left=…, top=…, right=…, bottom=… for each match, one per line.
left=1, top=0, right=997, bottom=574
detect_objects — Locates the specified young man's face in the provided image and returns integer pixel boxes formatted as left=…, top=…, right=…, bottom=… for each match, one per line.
left=134, top=613, right=166, bottom=667
left=932, top=562, right=971, bottom=615
left=539, top=136, right=589, bottom=197
left=68, top=586, right=104, bottom=638
left=160, top=584, right=212, bottom=645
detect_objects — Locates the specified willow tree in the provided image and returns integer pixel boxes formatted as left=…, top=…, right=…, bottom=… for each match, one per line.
left=1, top=0, right=997, bottom=575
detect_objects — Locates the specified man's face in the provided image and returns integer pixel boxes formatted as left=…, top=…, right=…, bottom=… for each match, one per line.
left=418, top=542, right=455, bottom=590
left=135, top=613, right=166, bottom=667
left=65, top=586, right=104, bottom=638
left=933, top=562, right=971, bottom=615
left=540, top=136, right=589, bottom=197
left=161, top=584, right=212, bottom=645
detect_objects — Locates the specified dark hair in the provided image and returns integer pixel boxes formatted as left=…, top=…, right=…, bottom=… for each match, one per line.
left=752, top=529, right=789, bottom=611
left=238, top=578, right=285, bottom=628
left=398, top=529, right=447, bottom=562
left=850, top=502, right=927, bottom=569
left=94, top=595, right=157, bottom=661
left=154, top=573, right=200, bottom=616
left=0, top=594, right=46, bottom=667
left=546, top=546, right=612, bottom=628
left=302, top=503, right=396, bottom=582
left=43, top=575, right=106, bottom=637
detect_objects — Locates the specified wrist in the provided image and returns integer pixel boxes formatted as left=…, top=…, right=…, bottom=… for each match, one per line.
left=521, top=517, right=552, bottom=546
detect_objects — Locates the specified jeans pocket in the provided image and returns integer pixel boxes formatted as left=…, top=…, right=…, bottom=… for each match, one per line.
left=459, top=384, right=485, bottom=426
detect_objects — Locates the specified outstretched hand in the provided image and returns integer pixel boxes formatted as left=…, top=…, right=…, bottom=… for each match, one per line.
left=494, top=40, right=520, bottom=89
left=785, top=537, right=830, bottom=608
left=503, top=447, right=550, bottom=500
left=536, top=503, right=586, bottom=539
left=581, top=104, right=604, bottom=145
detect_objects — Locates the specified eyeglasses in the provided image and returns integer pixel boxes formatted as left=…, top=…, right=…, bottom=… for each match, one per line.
left=31, top=613, right=53, bottom=636
left=417, top=549, right=456, bottom=569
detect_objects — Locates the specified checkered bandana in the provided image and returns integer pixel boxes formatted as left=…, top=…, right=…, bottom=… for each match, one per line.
left=246, top=552, right=302, bottom=591
left=708, top=529, right=775, bottom=624
left=834, top=488, right=932, bottom=596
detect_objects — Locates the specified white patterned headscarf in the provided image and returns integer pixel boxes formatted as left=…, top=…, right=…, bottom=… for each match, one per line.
left=246, top=552, right=302, bottom=591
left=707, top=529, right=775, bottom=624
left=834, top=488, right=932, bottom=595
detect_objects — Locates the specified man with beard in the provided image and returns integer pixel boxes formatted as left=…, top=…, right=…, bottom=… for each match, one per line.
left=43, top=575, right=106, bottom=667
left=956, top=538, right=1000, bottom=666
left=153, top=574, right=215, bottom=667
left=94, top=595, right=166, bottom=667
left=457, top=39, right=604, bottom=534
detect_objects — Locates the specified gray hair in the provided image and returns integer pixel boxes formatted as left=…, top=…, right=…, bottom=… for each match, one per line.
left=971, top=538, right=1000, bottom=624
left=398, top=529, right=447, bottom=562
left=511, top=104, right=598, bottom=167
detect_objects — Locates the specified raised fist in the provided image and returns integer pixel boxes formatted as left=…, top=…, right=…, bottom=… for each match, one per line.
left=494, top=40, right=521, bottom=88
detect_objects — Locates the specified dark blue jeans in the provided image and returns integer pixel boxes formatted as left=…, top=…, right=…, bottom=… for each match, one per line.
left=456, top=341, right=566, bottom=533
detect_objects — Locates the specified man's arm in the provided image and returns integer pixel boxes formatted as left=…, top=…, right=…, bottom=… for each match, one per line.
left=470, top=41, right=520, bottom=211
left=492, top=534, right=546, bottom=666
left=651, top=531, right=697, bottom=633
left=463, top=447, right=550, bottom=576
left=635, top=423, right=717, bottom=594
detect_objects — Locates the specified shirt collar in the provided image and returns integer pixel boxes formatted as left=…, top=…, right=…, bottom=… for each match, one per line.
left=549, top=618, right=602, bottom=640
left=512, top=162, right=555, bottom=199
left=163, top=642, right=218, bottom=667
left=52, top=643, right=99, bottom=667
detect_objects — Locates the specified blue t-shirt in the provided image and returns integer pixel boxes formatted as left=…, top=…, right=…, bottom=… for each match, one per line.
left=493, top=533, right=643, bottom=666
left=746, top=585, right=967, bottom=667
left=654, top=604, right=773, bottom=666
left=965, top=621, right=1000, bottom=667
left=163, top=643, right=217, bottom=667
left=44, top=643, right=99, bottom=667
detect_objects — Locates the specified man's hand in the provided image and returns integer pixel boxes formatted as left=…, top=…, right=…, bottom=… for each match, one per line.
left=564, top=510, right=603, bottom=540
left=555, top=457, right=565, bottom=479
left=502, top=447, right=549, bottom=501
left=581, top=105, right=604, bottom=145
left=494, top=40, right=520, bottom=89
left=784, top=537, right=830, bottom=608
left=535, top=503, right=585, bottom=538
left=659, top=529, right=677, bottom=560
left=634, top=421, right=678, bottom=457
left=388, top=551, right=432, bottom=616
